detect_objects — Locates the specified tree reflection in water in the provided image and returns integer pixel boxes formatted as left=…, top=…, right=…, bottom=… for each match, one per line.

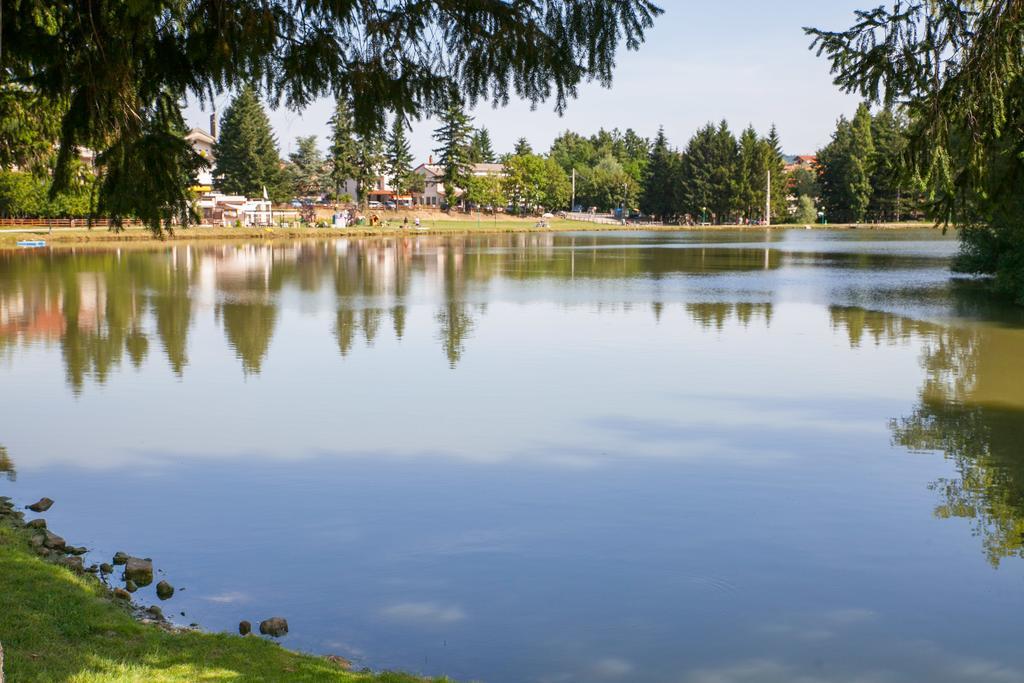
left=831, top=301, right=1024, bottom=566
left=0, top=445, right=14, bottom=482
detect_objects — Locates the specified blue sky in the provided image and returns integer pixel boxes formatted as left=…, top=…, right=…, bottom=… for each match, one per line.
left=184, top=2, right=868, bottom=161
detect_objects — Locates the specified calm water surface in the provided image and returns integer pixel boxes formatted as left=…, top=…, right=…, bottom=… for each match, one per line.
left=2, top=229, right=1024, bottom=683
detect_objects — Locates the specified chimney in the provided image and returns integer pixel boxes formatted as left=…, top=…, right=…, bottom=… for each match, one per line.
left=428, top=155, right=433, bottom=165
left=210, top=106, right=218, bottom=139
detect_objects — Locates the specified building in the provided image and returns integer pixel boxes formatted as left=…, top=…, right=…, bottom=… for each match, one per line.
left=411, top=161, right=506, bottom=207
left=196, top=192, right=273, bottom=226
left=185, top=126, right=217, bottom=191
left=783, top=155, right=817, bottom=174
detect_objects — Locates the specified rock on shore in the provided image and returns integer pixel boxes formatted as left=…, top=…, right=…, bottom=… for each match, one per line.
left=259, top=617, right=289, bottom=637
left=26, top=498, right=53, bottom=513
left=156, top=580, right=174, bottom=600
left=124, top=557, right=153, bottom=586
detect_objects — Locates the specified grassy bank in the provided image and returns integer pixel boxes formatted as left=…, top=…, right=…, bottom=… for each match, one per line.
left=0, top=218, right=938, bottom=249
left=0, top=521, right=443, bottom=682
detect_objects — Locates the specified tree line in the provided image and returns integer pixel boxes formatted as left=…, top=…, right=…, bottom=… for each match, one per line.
left=204, top=88, right=928, bottom=227
left=0, top=79, right=926, bottom=229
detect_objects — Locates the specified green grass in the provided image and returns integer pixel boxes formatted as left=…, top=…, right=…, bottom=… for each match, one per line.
left=0, top=523, right=446, bottom=682
left=0, top=218, right=938, bottom=249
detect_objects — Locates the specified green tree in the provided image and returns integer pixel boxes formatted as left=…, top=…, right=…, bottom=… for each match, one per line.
left=790, top=166, right=819, bottom=201
left=549, top=131, right=598, bottom=176
left=808, top=2, right=1024, bottom=301
left=580, top=155, right=638, bottom=213
left=328, top=97, right=359, bottom=199
left=514, top=138, right=534, bottom=156
left=354, top=128, right=385, bottom=208
left=734, top=125, right=765, bottom=221
left=469, top=128, right=497, bottom=164
left=4, top=1, right=662, bottom=234
left=503, top=154, right=570, bottom=213
left=433, top=99, right=474, bottom=209
left=817, top=104, right=874, bottom=223
left=794, top=195, right=818, bottom=224
left=679, top=121, right=737, bottom=223
left=0, top=165, right=94, bottom=218
left=385, top=117, right=415, bottom=195
left=764, top=125, right=788, bottom=221
left=214, top=87, right=286, bottom=201
left=287, top=136, right=326, bottom=197
left=0, top=87, right=64, bottom=175
left=465, top=174, right=507, bottom=212
left=640, top=127, right=680, bottom=221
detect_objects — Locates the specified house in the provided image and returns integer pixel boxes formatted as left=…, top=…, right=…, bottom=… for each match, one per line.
left=783, top=155, right=817, bottom=174
left=411, top=161, right=506, bottom=207
left=196, top=192, right=273, bottom=226
left=185, top=126, right=217, bottom=191
left=412, top=163, right=445, bottom=207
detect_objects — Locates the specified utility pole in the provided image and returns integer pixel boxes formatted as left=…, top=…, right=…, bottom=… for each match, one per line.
left=571, top=168, right=576, bottom=213
left=766, top=169, right=771, bottom=227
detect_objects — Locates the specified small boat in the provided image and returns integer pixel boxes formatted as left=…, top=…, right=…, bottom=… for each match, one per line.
left=16, top=240, right=46, bottom=248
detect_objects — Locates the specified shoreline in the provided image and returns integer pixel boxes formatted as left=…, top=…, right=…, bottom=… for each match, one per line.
left=0, top=219, right=941, bottom=250
left=0, top=493, right=443, bottom=682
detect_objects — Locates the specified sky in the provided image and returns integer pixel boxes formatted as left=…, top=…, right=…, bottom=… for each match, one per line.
left=183, top=2, right=869, bottom=162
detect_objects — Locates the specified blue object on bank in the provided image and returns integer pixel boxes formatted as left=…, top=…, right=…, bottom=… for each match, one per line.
left=16, top=240, right=46, bottom=248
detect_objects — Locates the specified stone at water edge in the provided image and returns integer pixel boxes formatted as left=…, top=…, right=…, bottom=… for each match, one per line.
left=66, top=545, right=88, bottom=556
left=26, top=498, right=53, bottom=513
left=156, top=580, right=174, bottom=600
left=26, top=519, right=46, bottom=529
left=112, top=551, right=129, bottom=565
left=125, top=580, right=138, bottom=593
left=99, top=563, right=114, bottom=575
left=57, top=556, right=84, bottom=573
left=238, top=621, right=251, bottom=636
left=124, top=557, right=153, bottom=586
left=42, top=531, right=65, bottom=550
left=113, top=588, right=131, bottom=600
left=145, top=605, right=164, bottom=620
left=259, top=617, right=289, bottom=637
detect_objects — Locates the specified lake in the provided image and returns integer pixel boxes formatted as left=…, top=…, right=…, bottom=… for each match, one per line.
left=2, top=229, right=1024, bottom=683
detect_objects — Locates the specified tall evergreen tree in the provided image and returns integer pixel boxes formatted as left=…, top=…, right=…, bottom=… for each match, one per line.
left=433, top=99, right=474, bottom=209
left=469, top=128, right=497, bottom=163
left=385, top=116, right=415, bottom=195
left=354, top=128, right=385, bottom=208
left=764, top=124, right=788, bottom=221
left=640, top=127, right=680, bottom=221
left=328, top=97, right=359, bottom=199
left=287, top=135, right=326, bottom=197
left=513, top=137, right=534, bottom=156
left=734, top=125, right=764, bottom=221
left=679, top=121, right=737, bottom=223
left=867, top=108, right=922, bottom=222
left=214, top=87, right=286, bottom=201
left=817, top=103, right=874, bottom=223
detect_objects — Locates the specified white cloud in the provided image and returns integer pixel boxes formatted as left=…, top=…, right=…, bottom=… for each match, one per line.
left=202, top=591, right=250, bottom=604
left=378, top=601, right=466, bottom=625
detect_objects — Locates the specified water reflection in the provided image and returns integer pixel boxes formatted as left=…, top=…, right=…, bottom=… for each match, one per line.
left=831, top=304, right=1024, bottom=566
left=686, top=302, right=773, bottom=330
left=0, top=445, right=13, bottom=481
left=0, top=236, right=792, bottom=387
left=6, top=231, right=1024, bottom=683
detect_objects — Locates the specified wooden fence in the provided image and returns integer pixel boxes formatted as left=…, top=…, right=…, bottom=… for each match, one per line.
left=0, top=218, right=145, bottom=229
